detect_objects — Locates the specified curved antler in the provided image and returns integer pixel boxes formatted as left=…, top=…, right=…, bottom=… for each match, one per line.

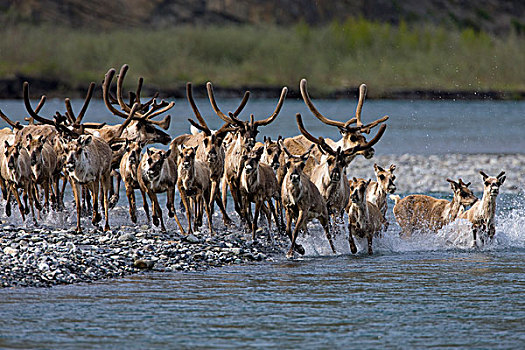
left=300, top=79, right=346, bottom=128
left=23, top=82, right=55, bottom=127
left=103, top=68, right=129, bottom=119
left=295, top=113, right=335, bottom=156
left=0, top=109, right=23, bottom=130
left=188, top=118, right=211, bottom=136
left=254, top=87, right=288, bottom=126
left=233, top=91, right=250, bottom=117
left=186, top=82, right=209, bottom=130
left=206, top=82, right=237, bottom=124
left=342, top=124, right=387, bottom=157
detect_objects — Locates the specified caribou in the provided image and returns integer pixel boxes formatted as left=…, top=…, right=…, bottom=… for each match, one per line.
left=207, top=81, right=287, bottom=222
left=458, top=171, right=505, bottom=246
left=391, top=178, right=478, bottom=236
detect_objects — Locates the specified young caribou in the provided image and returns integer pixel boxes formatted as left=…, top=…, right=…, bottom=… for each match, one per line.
left=239, top=147, right=282, bottom=240
left=347, top=178, right=384, bottom=255
left=62, top=135, right=113, bottom=233
left=177, top=145, right=214, bottom=235
left=458, top=171, right=505, bottom=246
left=138, top=147, right=184, bottom=233
left=391, top=178, right=478, bottom=236
left=281, top=142, right=335, bottom=258
left=119, top=140, right=149, bottom=223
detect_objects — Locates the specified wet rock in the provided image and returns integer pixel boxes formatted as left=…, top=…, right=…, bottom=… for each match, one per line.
left=133, top=259, right=155, bottom=269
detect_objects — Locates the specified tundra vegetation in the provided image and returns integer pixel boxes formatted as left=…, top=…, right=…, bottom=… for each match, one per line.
left=1, top=20, right=525, bottom=95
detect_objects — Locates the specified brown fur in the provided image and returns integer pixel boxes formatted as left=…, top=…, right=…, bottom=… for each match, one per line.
left=138, top=147, right=184, bottom=233
left=347, top=178, right=384, bottom=255
left=26, top=134, right=59, bottom=210
left=2, top=141, right=40, bottom=222
left=458, top=171, right=505, bottom=246
left=281, top=153, right=336, bottom=258
left=63, top=135, right=113, bottom=233
left=367, top=164, right=397, bottom=217
left=239, top=147, right=282, bottom=240
left=177, top=146, right=213, bottom=235
left=119, top=141, right=149, bottom=223
left=392, top=178, right=478, bottom=236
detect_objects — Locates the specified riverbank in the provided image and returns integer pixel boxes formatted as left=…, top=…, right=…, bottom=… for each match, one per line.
left=0, top=222, right=288, bottom=288
left=3, top=76, right=525, bottom=100
left=2, top=22, right=525, bottom=99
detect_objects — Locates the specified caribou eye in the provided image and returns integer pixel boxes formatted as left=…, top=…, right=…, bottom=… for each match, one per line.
left=484, top=181, right=490, bottom=186
left=349, top=135, right=358, bottom=142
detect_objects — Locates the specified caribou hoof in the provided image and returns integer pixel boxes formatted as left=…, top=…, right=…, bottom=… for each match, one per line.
left=167, top=209, right=174, bottom=218
left=104, top=224, right=110, bottom=232
left=92, top=212, right=102, bottom=225
left=294, top=244, right=305, bottom=255
left=152, top=216, right=160, bottom=227
left=5, top=204, right=11, bottom=217
left=109, top=195, right=119, bottom=209
left=286, top=250, right=294, bottom=259
left=130, top=213, right=137, bottom=223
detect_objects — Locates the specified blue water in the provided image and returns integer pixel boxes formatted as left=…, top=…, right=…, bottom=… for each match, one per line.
left=0, top=98, right=524, bottom=349
left=1, top=97, right=524, bottom=154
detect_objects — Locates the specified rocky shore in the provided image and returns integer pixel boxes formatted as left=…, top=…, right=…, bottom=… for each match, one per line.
left=0, top=222, right=288, bottom=288
left=1, top=153, right=523, bottom=289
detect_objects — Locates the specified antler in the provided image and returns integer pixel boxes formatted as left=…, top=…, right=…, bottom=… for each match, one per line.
left=254, top=87, right=288, bottom=126
left=187, top=82, right=211, bottom=134
left=0, top=109, right=23, bottom=130
left=295, top=113, right=335, bottom=156
left=300, top=79, right=346, bottom=128
left=207, top=81, right=251, bottom=125
left=342, top=124, right=387, bottom=157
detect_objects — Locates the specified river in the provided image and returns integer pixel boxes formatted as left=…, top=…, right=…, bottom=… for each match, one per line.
left=0, top=97, right=524, bottom=349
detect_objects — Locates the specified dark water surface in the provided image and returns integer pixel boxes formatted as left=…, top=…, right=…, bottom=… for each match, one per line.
left=1, top=248, right=524, bottom=349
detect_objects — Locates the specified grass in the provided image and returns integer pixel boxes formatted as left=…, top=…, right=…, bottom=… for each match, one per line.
left=1, top=19, right=525, bottom=96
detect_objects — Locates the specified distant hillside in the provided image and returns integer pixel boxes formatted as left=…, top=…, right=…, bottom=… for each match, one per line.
left=3, top=0, right=525, bottom=34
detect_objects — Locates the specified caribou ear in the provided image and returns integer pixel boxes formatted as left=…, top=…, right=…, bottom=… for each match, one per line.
left=203, top=138, right=209, bottom=147
left=446, top=178, right=458, bottom=190
left=499, top=175, right=506, bottom=185
left=4, top=141, right=10, bottom=149
left=285, top=161, right=291, bottom=169
left=81, top=135, right=93, bottom=147
left=298, top=161, right=306, bottom=171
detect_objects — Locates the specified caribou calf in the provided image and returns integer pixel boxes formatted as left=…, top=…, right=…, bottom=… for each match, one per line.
left=177, top=145, right=213, bottom=235
left=239, top=147, right=282, bottom=240
left=391, top=178, right=478, bottom=236
left=458, top=171, right=505, bottom=246
left=119, top=141, right=149, bottom=223
left=281, top=151, right=336, bottom=258
left=347, top=178, right=384, bottom=255
left=63, top=135, right=112, bottom=233
left=2, top=141, right=40, bottom=222
left=138, top=148, right=184, bottom=233
left=26, top=134, right=58, bottom=210
left=366, top=163, right=396, bottom=229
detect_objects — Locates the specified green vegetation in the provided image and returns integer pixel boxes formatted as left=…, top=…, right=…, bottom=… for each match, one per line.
left=1, top=19, right=525, bottom=95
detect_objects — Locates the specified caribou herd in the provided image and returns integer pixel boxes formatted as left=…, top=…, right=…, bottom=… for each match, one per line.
left=0, top=65, right=505, bottom=257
